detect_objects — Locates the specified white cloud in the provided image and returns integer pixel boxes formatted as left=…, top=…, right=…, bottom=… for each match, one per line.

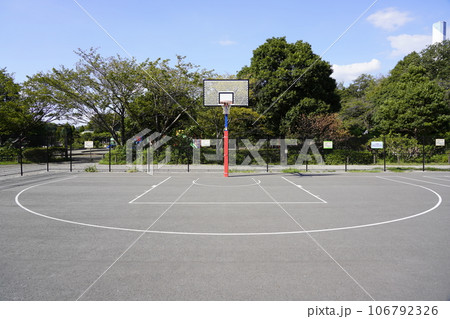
left=367, top=7, right=413, bottom=31
left=332, top=59, right=381, bottom=84
left=218, top=39, right=237, bottom=46
left=387, top=34, right=431, bottom=56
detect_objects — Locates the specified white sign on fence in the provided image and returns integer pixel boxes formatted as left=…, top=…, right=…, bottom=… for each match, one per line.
left=323, top=141, right=333, bottom=149
left=84, top=141, right=94, bottom=149
left=435, top=139, right=445, bottom=146
left=371, top=141, right=383, bottom=149
left=201, top=139, right=211, bottom=147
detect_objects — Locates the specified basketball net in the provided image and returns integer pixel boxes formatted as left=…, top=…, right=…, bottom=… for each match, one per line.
left=221, top=101, right=232, bottom=115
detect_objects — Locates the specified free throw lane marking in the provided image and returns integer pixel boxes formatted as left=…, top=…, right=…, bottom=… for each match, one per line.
left=15, top=176, right=442, bottom=236
left=130, top=201, right=325, bottom=205
left=193, top=179, right=261, bottom=187
left=281, top=176, right=327, bottom=203
left=128, top=176, right=171, bottom=203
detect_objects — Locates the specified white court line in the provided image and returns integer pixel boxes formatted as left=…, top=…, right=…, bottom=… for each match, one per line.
left=253, top=177, right=375, bottom=301
left=76, top=178, right=198, bottom=300
left=423, top=176, right=450, bottom=182
left=128, top=176, right=171, bottom=203
left=130, top=201, right=325, bottom=205
left=193, top=179, right=261, bottom=187
left=281, top=176, right=327, bottom=203
left=15, top=176, right=443, bottom=236
left=395, top=176, right=450, bottom=188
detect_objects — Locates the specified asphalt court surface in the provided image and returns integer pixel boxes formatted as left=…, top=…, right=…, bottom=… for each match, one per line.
left=1, top=172, right=449, bottom=300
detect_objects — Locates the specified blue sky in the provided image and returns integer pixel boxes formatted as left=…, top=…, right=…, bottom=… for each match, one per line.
left=1, top=0, right=449, bottom=85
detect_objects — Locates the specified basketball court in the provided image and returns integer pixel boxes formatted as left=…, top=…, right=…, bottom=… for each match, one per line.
left=1, top=171, right=449, bottom=300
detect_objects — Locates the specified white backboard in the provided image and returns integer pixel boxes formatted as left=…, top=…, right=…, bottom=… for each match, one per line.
left=203, top=79, right=249, bottom=107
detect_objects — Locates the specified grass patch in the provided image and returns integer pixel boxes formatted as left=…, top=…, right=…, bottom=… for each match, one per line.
left=386, top=167, right=415, bottom=172
left=348, top=169, right=382, bottom=173
left=84, top=165, right=98, bottom=172
left=0, top=161, right=19, bottom=165
left=281, top=168, right=305, bottom=174
left=229, top=169, right=256, bottom=173
left=424, top=167, right=450, bottom=171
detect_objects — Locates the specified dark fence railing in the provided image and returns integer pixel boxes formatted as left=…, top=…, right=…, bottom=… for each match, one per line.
left=1, top=135, right=449, bottom=177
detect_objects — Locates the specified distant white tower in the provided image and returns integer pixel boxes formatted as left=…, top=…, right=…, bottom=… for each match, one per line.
left=432, top=21, right=446, bottom=44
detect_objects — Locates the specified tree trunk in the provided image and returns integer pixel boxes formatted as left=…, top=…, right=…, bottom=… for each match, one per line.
left=120, top=115, right=126, bottom=146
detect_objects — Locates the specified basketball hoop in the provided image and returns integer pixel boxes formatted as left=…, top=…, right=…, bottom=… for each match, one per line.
left=202, top=79, right=249, bottom=177
left=221, top=101, right=232, bottom=115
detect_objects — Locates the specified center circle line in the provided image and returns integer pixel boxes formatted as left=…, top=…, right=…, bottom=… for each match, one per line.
left=14, top=175, right=443, bottom=236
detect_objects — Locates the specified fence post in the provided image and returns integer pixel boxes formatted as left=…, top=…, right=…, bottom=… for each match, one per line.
left=70, top=142, right=72, bottom=172
left=109, top=142, right=111, bottom=172
left=422, top=136, right=425, bottom=172
left=19, top=141, right=23, bottom=177
left=187, top=144, right=190, bottom=173
left=46, top=136, right=49, bottom=172
left=383, top=135, right=386, bottom=172
left=266, top=136, right=269, bottom=173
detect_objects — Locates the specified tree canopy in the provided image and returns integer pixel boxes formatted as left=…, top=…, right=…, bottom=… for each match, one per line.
left=373, top=65, right=449, bottom=137
left=0, top=69, right=53, bottom=146
left=1, top=39, right=449, bottom=152
left=238, top=37, right=340, bottom=136
left=25, top=49, right=212, bottom=145
left=338, top=40, right=450, bottom=140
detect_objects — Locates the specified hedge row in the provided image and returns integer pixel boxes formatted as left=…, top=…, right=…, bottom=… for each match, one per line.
left=22, top=147, right=66, bottom=163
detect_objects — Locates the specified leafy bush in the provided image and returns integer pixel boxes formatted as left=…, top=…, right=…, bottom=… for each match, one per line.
left=324, top=150, right=372, bottom=165
left=49, top=147, right=66, bottom=159
left=84, top=165, right=98, bottom=172
left=368, top=135, right=421, bottom=163
left=99, top=146, right=127, bottom=164
left=22, top=147, right=47, bottom=162
left=429, top=153, right=449, bottom=164
left=0, top=146, right=19, bottom=161
left=22, top=147, right=67, bottom=163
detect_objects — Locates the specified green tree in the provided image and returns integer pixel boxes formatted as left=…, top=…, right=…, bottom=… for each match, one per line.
left=339, top=74, right=378, bottom=137
left=26, top=48, right=151, bottom=145
left=0, top=68, right=20, bottom=103
left=342, top=74, right=376, bottom=99
left=27, top=50, right=211, bottom=145
left=196, top=107, right=267, bottom=139
left=128, top=56, right=213, bottom=136
left=0, top=69, right=48, bottom=147
left=282, top=108, right=349, bottom=144
left=389, top=41, right=449, bottom=102
left=419, top=40, right=450, bottom=90
left=373, top=65, right=450, bottom=138
left=238, top=37, right=340, bottom=136
left=0, top=68, right=22, bottom=140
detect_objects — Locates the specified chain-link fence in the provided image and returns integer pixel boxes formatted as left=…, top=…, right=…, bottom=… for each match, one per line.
left=1, top=134, right=449, bottom=178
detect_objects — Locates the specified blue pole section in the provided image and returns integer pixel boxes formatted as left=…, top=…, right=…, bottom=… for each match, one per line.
left=224, top=112, right=229, bottom=177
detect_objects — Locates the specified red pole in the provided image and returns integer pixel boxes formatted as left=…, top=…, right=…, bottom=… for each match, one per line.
left=224, top=130, right=229, bottom=177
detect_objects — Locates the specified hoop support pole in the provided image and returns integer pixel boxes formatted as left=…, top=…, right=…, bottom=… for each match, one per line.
left=224, top=128, right=229, bottom=177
